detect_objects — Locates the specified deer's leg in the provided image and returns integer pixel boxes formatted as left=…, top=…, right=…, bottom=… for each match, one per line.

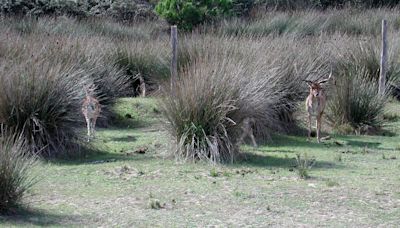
left=307, top=114, right=312, bottom=141
left=249, top=129, right=258, bottom=147
left=238, top=131, right=246, bottom=146
left=316, top=115, right=321, bottom=143
left=86, top=117, right=91, bottom=142
left=140, top=81, right=146, bottom=97
left=91, top=118, right=97, bottom=139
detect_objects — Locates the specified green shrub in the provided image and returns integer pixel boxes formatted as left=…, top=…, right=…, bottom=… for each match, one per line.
left=0, top=130, right=37, bottom=214
left=295, top=153, right=315, bottom=179
left=1, top=0, right=157, bottom=22
left=232, top=0, right=255, bottom=17
left=155, top=0, right=234, bottom=30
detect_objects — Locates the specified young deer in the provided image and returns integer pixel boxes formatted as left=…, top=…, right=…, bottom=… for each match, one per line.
left=305, top=72, right=332, bottom=143
left=237, top=117, right=258, bottom=147
left=82, top=86, right=101, bottom=142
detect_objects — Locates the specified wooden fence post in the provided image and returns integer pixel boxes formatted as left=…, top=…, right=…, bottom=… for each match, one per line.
left=379, top=19, right=388, bottom=95
left=170, top=25, right=178, bottom=89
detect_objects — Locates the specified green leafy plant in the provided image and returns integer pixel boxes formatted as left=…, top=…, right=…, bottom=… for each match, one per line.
left=295, top=153, right=315, bottom=179
left=155, top=0, right=234, bottom=30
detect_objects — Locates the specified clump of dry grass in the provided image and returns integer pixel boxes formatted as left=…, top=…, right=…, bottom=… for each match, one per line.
left=0, top=21, right=130, bottom=156
left=113, top=40, right=170, bottom=96
left=324, top=34, right=395, bottom=133
left=214, top=8, right=400, bottom=37
left=162, top=35, right=330, bottom=163
left=0, top=129, right=38, bottom=214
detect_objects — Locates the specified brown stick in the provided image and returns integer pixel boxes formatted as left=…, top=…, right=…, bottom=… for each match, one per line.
left=379, top=19, right=388, bottom=95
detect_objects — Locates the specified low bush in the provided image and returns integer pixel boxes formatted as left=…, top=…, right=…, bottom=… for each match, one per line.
left=0, top=130, right=37, bottom=214
left=155, top=0, right=234, bottom=30
left=0, top=0, right=157, bottom=22
left=295, top=153, right=315, bottom=179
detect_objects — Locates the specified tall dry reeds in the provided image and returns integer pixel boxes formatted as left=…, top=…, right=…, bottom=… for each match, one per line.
left=162, top=35, right=330, bottom=163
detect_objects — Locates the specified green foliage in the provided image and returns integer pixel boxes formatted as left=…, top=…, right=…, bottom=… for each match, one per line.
left=210, top=167, right=219, bottom=177
left=155, top=0, right=234, bottom=30
left=295, top=153, right=315, bottom=179
left=0, top=0, right=157, bottom=22
left=0, top=130, right=37, bottom=214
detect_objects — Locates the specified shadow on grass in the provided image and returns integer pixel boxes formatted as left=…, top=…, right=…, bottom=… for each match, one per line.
left=109, top=135, right=137, bottom=142
left=258, top=134, right=340, bottom=149
left=46, top=146, right=154, bottom=166
left=344, top=140, right=381, bottom=149
left=259, top=133, right=390, bottom=151
left=110, top=115, right=149, bottom=129
left=236, top=152, right=339, bottom=169
left=0, top=207, right=83, bottom=226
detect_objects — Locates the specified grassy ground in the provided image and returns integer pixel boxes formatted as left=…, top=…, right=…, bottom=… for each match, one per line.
left=1, top=98, right=399, bottom=227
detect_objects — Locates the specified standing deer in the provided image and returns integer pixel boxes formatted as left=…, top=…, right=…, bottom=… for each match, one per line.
left=237, top=117, right=258, bottom=147
left=305, top=72, right=332, bottom=143
left=82, top=86, right=101, bottom=142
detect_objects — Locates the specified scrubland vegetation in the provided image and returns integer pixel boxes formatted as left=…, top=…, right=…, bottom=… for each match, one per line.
left=0, top=0, right=400, bottom=226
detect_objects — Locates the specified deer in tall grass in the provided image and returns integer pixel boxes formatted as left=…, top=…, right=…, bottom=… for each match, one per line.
left=237, top=117, right=258, bottom=147
left=82, top=86, right=101, bottom=142
left=305, top=72, right=332, bottom=143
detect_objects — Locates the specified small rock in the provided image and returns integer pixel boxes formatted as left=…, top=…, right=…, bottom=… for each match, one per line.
left=135, top=147, right=148, bottom=154
left=308, top=183, right=316, bottom=188
left=335, top=141, right=343, bottom=146
left=321, top=136, right=332, bottom=140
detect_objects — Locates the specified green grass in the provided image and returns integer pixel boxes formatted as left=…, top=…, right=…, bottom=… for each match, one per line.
left=1, top=98, right=399, bottom=226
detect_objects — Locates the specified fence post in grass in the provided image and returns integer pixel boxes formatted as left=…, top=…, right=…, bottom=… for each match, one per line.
left=379, top=19, right=388, bottom=96
left=170, top=25, right=178, bottom=90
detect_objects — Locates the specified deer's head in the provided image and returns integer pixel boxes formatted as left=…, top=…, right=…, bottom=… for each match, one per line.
left=304, top=72, right=332, bottom=98
left=84, top=85, right=96, bottom=97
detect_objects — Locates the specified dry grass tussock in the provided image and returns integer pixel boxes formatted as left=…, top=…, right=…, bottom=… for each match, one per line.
left=215, top=8, right=400, bottom=37
left=0, top=129, right=37, bottom=214
left=0, top=13, right=398, bottom=160
left=162, top=35, right=331, bottom=163
left=0, top=21, right=129, bottom=157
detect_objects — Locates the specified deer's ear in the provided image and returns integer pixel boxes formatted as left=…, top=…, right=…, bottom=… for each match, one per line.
left=318, top=78, right=331, bottom=84
left=304, top=80, right=313, bottom=87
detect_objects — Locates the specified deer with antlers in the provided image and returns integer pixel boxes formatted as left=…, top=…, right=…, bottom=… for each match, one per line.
left=82, top=86, right=101, bottom=142
left=305, top=72, right=332, bottom=143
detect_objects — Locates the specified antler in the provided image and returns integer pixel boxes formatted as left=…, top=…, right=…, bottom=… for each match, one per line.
left=318, top=70, right=332, bottom=84
left=302, top=71, right=319, bottom=83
